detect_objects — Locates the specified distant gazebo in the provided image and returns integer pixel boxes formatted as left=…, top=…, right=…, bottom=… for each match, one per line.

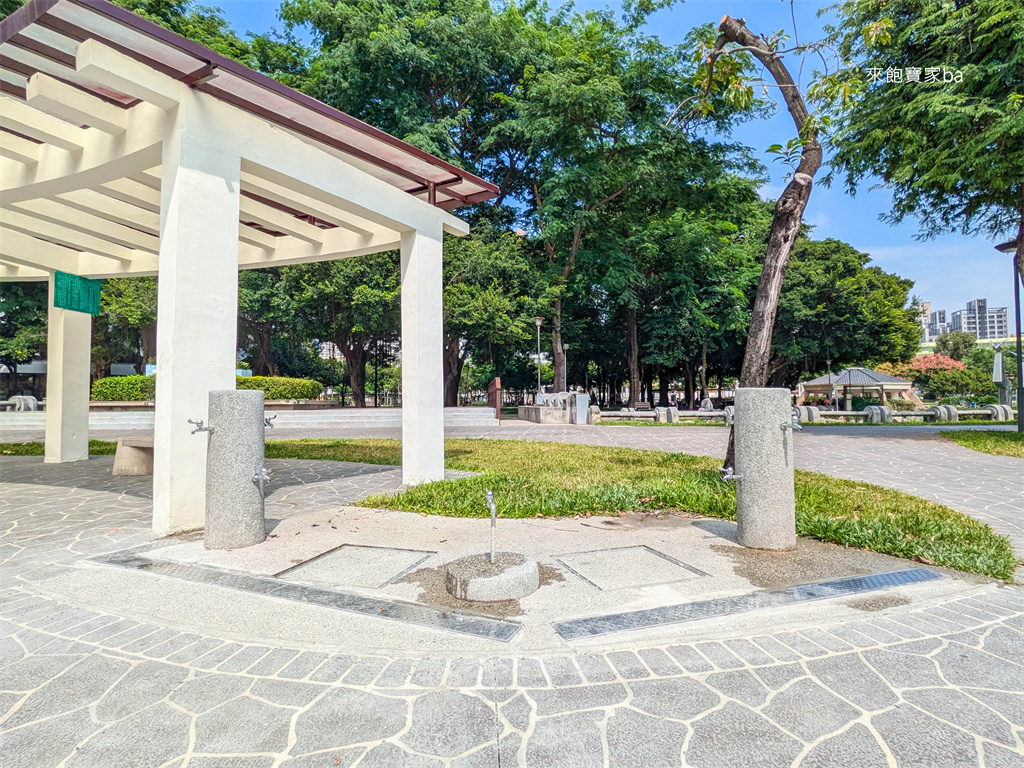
left=796, top=367, right=922, bottom=409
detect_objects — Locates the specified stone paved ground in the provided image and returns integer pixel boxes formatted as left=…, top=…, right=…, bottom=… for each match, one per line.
left=2, top=426, right=1024, bottom=767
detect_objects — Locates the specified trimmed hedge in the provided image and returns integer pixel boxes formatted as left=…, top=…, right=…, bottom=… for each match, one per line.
left=91, top=375, right=155, bottom=401
left=91, top=374, right=322, bottom=401
left=237, top=376, right=323, bottom=400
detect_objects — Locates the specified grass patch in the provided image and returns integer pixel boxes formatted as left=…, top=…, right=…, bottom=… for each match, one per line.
left=0, top=440, right=116, bottom=456
left=804, top=419, right=1015, bottom=427
left=3, top=437, right=1016, bottom=580
left=940, top=430, right=1024, bottom=459
left=340, top=438, right=1013, bottom=581
left=602, top=418, right=726, bottom=427
left=266, top=438, right=402, bottom=465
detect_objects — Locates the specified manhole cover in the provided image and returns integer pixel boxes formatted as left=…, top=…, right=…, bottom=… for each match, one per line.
left=279, top=544, right=434, bottom=588
left=556, top=545, right=706, bottom=590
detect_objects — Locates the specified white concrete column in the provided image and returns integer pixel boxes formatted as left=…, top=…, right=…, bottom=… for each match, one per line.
left=400, top=225, right=445, bottom=485
left=44, top=275, right=92, bottom=463
left=152, top=131, right=241, bottom=535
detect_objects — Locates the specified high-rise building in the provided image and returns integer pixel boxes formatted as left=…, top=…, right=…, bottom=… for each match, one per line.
left=916, top=301, right=931, bottom=341
left=950, top=299, right=1009, bottom=340
left=927, top=308, right=949, bottom=342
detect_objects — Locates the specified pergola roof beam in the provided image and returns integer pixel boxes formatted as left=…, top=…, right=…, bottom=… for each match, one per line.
left=238, top=196, right=323, bottom=244
left=100, top=176, right=159, bottom=212
left=74, top=37, right=179, bottom=110
left=1, top=205, right=133, bottom=261
left=0, top=129, right=40, bottom=163
left=0, top=227, right=81, bottom=272
left=0, top=94, right=85, bottom=151
left=55, top=188, right=159, bottom=233
left=240, top=167, right=385, bottom=239
left=8, top=197, right=159, bottom=252
left=0, top=258, right=49, bottom=280
left=26, top=72, right=127, bottom=133
left=238, top=223, right=278, bottom=250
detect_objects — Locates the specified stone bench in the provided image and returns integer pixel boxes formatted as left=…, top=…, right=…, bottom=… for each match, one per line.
left=113, top=436, right=155, bottom=476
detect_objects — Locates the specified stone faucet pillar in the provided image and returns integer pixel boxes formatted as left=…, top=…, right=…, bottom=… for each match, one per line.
left=204, top=389, right=268, bottom=550
left=733, top=387, right=797, bottom=550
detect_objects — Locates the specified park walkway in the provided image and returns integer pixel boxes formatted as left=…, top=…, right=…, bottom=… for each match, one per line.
left=1, top=424, right=1023, bottom=767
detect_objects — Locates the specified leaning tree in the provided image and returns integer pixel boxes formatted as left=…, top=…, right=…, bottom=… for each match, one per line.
left=704, top=16, right=825, bottom=465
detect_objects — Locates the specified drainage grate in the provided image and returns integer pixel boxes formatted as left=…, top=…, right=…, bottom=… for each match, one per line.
left=94, top=549, right=521, bottom=642
left=553, top=568, right=942, bottom=641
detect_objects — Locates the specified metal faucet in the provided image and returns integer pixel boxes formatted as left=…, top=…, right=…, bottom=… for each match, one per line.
left=781, top=415, right=803, bottom=431
left=252, top=466, right=272, bottom=497
left=720, top=466, right=742, bottom=482
left=264, top=415, right=276, bottom=428
left=188, top=419, right=213, bottom=435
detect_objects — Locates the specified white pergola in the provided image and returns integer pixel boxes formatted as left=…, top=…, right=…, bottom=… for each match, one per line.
left=0, top=0, right=497, bottom=534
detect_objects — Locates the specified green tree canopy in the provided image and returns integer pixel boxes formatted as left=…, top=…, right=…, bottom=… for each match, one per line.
left=825, top=0, right=1024, bottom=276
left=934, top=330, right=978, bottom=361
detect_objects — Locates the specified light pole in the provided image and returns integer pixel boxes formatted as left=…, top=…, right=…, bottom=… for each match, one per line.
left=562, top=342, right=569, bottom=392
left=534, top=317, right=544, bottom=399
left=995, top=239, right=1023, bottom=432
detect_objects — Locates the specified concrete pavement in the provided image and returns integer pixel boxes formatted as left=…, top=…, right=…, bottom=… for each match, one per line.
left=1, top=423, right=1023, bottom=767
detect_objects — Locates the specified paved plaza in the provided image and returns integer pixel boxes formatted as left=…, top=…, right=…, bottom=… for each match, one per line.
left=1, top=423, right=1023, bottom=767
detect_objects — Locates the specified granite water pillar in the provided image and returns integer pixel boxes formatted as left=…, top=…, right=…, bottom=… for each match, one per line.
left=733, top=387, right=796, bottom=550
left=204, top=389, right=267, bottom=550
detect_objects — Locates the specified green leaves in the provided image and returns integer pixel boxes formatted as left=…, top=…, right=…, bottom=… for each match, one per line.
left=825, top=0, right=1024, bottom=240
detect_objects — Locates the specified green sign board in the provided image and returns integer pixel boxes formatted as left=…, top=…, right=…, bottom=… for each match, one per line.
left=53, top=271, right=101, bottom=316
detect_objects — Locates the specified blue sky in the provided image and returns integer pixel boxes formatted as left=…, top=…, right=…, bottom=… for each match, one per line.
left=214, top=0, right=1017, bottom=316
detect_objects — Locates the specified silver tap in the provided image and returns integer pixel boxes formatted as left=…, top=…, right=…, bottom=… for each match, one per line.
left=720, top=466, right=742, bottom=482
left=264, top=415, right=277, bottom=428
left=188, top=419, right=213, bottom=435
left=252, top=465, right=272, bottom=497
left=781, top=415, right=803, bottom=431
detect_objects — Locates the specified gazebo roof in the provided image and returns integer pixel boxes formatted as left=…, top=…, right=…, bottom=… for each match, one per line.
left=802, top=367, right=912, bottom=388
left=0, top=0, right=497, bottom=211
left=0, top=0, right=498, bottom=282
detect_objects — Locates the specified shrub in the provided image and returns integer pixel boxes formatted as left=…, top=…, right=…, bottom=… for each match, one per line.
left=887, top=398, right=917, bottom=410
left=90, top=375, right=322, bottom=401
left=928, top=369, right=996, bottom=399
left=91, top=375, right=155, bottom=401
left=236, top=376, right=322, bottom=400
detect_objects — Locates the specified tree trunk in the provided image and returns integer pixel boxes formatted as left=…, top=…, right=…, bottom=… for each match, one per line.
left=626, top=307, right=640, bottom=407
left=342, top=342, right=367, bottom=408
left=643, top=365, right=654, bottom=406
left=683, top=362, right=694, bottom=409
left=658, top=366, right=669, bottom=406
left=443, top=336, right=466, bottom=408
left=713, top=15, right=823, bottom=467
left=137, top=323, right=156, bottom=374
left=250, top=323, right=277, bottom=376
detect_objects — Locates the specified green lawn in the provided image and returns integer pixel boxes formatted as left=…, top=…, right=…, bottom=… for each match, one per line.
left=0, top=440, right=117, bottom=456
left=2, top=436, right=1016, bottom=580
left=940, top=430, right=1024, bottom=459
left=602, top=418, right=726, bottom=427
left=278, top=438, right=1016, bottom=580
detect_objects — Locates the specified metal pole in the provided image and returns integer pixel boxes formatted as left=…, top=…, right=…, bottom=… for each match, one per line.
left=1014, top=254, right=1023, bottom=433
left=486, top=489, right=497, bottom=563
left=536, top=323, right=542, bottom=395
